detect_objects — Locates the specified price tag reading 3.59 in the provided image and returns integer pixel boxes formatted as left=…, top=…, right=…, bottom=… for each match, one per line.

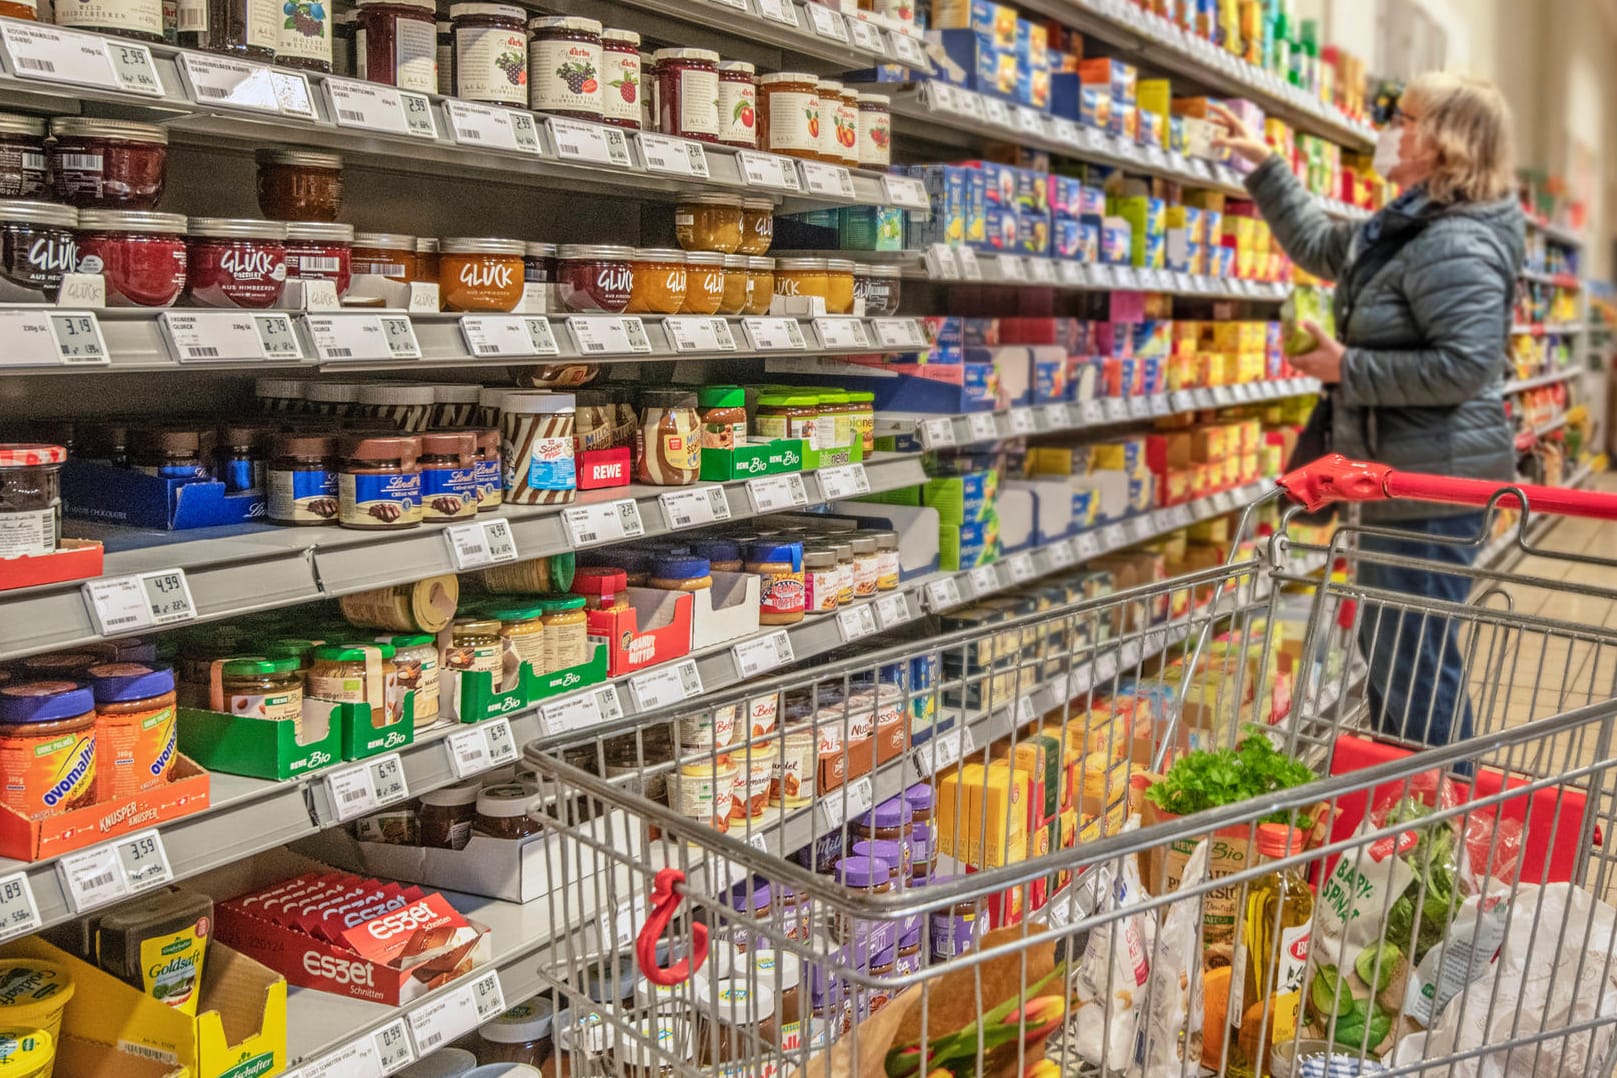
left=58, top=829, right=173, bottom=913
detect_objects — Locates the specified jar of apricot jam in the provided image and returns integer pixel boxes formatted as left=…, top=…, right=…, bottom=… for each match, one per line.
left=439, top=237, right=524, bottom=311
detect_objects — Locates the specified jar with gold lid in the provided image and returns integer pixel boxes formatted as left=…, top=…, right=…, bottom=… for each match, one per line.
left=716, top=61, right=757, bottom=149
left=352, top=232, right=416, bottom=282
left=738, top=198, right=773, bottom=255
left=743, top=256, right=774, bottom=315
left=824, top=257, right=855, bottom=315
left=674, top=194, right=743, bottom=254
left=627, top=248, right=686, bottom=315
left=772, top=257, right=828, bottom=305
left=680, top=251, right=725, bottom=315
left=718, top=254, right=750, bottom=315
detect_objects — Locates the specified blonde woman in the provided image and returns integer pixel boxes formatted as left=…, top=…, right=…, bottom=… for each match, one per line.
left=1214, top=73, right=1524, bottom=749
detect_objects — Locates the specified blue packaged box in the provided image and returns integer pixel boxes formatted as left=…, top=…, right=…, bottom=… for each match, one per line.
left=923, top=315, right=963, bottom=363
left=1050, top=73, right=1107, bottom=129
left=1100, top=218, right=1132, bottom=265
left=1053, top=217, right=1083, bottom=259
left=931, top=30, right=1015, bottom=97
left=960, top=159, right=1016, bottom=205
left=907, top=164, right=968, bottom=246
left=839, top=64, right=912, bottom=83
left=1079, top=184, right=1107, bottom=219
left=963, top=166, right=986, bottom=246
left=980, top=202, right=1018, bottom=251
left=1143, top=233, right=1166, bottom=269
left=1033, top=347, right=1070, bottom=402
left=1014, top=167, right=1048, bottom=213
left=62, top=461, right=265, bottom=530
left=837, top=363, right=998, bottom=412
left=1049, top=174, right=1084, bottom=218
left=962, top=318, right=1000, bottom=346
left=1017, top=210, right=1050, bottom=255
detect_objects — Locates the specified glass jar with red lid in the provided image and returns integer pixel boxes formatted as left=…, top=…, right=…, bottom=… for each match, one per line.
left=717, top=61, right=757, bottom=149
left=652, top=48, right=720, bottom=142
left=527, top=15, right=602, bottom=121
left=180, top=0, right=281, bottom=60
left=75, top=210, right=188, bottom=308
left=0, top=115, right=46, bottom=201
left=451, top=2, right=528, bottom=107
left=255, top=150, right=343, bottom=222
left=556, top=243, right=634, bottom=313
left=599, top=29, right=640, bottom=130
left=284, top=222, right=354, bottom=298
left=0, top=201, right=77, bottom=303
left=48, top=118, right=167, bottom=210
left=354, top=0, right=439, bottom=93
left=186, top=218, right=288, bottom=309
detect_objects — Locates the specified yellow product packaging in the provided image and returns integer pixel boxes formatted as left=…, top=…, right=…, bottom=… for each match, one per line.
left=937, top=762, right=986, bottom=864
left=978, top=759, right=1030, bottom=867
left=94, top=889, right=212, bottom=1017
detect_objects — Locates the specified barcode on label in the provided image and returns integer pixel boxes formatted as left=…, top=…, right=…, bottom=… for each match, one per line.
left=418, top=1029, right=445, bottom=1052
left=461, top=128, right=483, bottom=140
left=178, top=4, right=206, bottom=28
left=474, top=343, right=500, bottom=354
left=338, top=108, right=366, bottom=122
left=15, top=57, right=54, bottom=71
left=59, top=154, right=102, bottom=169
left=575, top=531, right=597, bottom=544
left=82, top=871, right=116, bottom=891
left=339, top=787, right=369, bottom=804
left=101, top=613, right=141, bottom=629
left=194, top=84, right=231, bottom=99
left=300, top=256, right=341, bottom=272
left=581, top=340, right=605, bottom=353
left=325, top=347, right=352, bottom=357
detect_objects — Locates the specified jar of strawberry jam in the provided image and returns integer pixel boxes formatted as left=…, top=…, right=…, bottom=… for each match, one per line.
left=186, top=218, right=288, bottom=309
left=48, top=118, right=167, bottom=210
left=556, top=243, right=634, bottom=313
left=652, top=48, right=719, bottom=142
left=75, top=210, right=188, bottom=308
left=600, top=29, right=640, bottom=130
left=284, top=221, right=354, bottom=298
left=354, top=0, right=439, bottom=93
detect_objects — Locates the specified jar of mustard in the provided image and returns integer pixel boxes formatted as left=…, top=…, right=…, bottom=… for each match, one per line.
left=675, top=195, right=743, bottom=254
left=627, top=248, right=686, bottom=315
left=439, top=237, right=524, bottom=312
left=484, top=601, right=546, bottom=680
left=539, top=594, right=589, bottom=673
left=738, top=198, right=773, bottom=255
left=743, top=257, right=774, bottom=315
left=773, top=257, right=828, bottom=305
left=445, top=617, right=501, bottom=678
left=680, top=251, right=725, bottom=315
left=718, top=254, right=750, bottom=315
left=824, top=258, right=856, bottom=315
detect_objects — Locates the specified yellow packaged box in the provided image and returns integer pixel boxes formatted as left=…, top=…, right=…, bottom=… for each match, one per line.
left=979, top=759, right=1030, bottom=867
left=936, top=761, right=985, bottom=864
left=1137, top=79, right=1172, bottom=144
left=1191, top=425, right=1228, bottom=462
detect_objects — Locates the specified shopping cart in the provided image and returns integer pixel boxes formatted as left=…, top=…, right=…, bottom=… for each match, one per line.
left=514, top=455, right=1617, bottom=1078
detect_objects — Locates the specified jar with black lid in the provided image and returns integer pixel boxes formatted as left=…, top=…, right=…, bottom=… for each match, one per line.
left=0, top=115, right=46, bottom=201
left=178, top=0, right=281, bottom=61
left=0, top=201, right=76, bottom=303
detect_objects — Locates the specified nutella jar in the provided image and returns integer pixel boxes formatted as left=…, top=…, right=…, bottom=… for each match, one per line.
left=418, top=780, right=479, bottom=849
left=474, top=783, right=542, bottom=839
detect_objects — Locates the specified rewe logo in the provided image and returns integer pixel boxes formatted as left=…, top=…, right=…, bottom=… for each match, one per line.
left=302, top=950, right=374, bottom=987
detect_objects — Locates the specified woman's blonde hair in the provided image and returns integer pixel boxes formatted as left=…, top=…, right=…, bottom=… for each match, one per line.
left=1404, top=72, right=1515, bottom=203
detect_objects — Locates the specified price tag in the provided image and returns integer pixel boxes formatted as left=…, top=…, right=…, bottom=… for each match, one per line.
left=926, top=576, right=964, bottom=611
left=812, top=317, right=870, bottom=349
left=1210, top=385, right=1236, bottom=407
left=1126, top=516, right=1152, bottom=543
left=1028, top=257, right=1057, bottom=284
left=638, top=131, right=710, bottom=178
left=737, top=150, right=802, bottom=190
left=746, top=473, right=809, bottom=513
left=445, top=717, right=518, bottom=778
left=924, top=243, right=959, bottom=280
left=805, top=1, right=849, bottom=40
left=838, top=603, right=879, bottom=642
left=820, top=775, right=873, bottom=830
left=304, top=313, right=421, bottom=362
left=1007, top=553, right=1036, bottom=583
left=1, top=23, right=162, bottom=95
left=956, top=91, right=986, bottom=122
left=1148, top=395, right=1172, bottom=418
left=755, top=0, right=799, bottom=24
left=1048, top=539, right=1076, bottom=569
left=848, top=17, right=886, bottom=54
left=538, top=684, right=624, bottom=736
left=1101, top=397, right=1128, bottom=422
left=1041, top=403, right=1071, bottom=428
left=83, top=569, right=196, bottom=635
left=0, top=309, right=107, bottom=368
left=875, top=591, right=911, bottom=628
left=1127, top=396, right=1151, bottom=418
left=1188, top=157, right=1212, bottom=179
left=58, top=830, right=173, bottom=913
left=547, top=116, right=631, bottom=165
left=663, top=316, right=738, bottom=353
left=872, top=318, right=930, bottom=349
left=733, top=630, right=794, bottom=679
left=1015, top=106, right=1045, bottom=138
left=659, top=485, right=732, bottom=529
left=891, top=31, right=929, bottom=68
left=1074, top=399, right=1101, bottom=425
left=926, top=80, right=959, bottom=112
left=407, top=971, right=506, bottom=1056
left=800, top=160, right=857, bottom=199
left=1076, top=531, right=1100, bottom=559
left=1007, top=409, right=1037, bottom=436
left=955, top=246, right=983, bottom=280
left=458, top=314, right=559, bottom=358
left=919, top=417, right=956, bottom=449
left=565, top=315, right=652, bottom=355
left=918, top=729, right=963, bottom=777
left=444, top=518, right=519, bottom=571
left=996, top=254, right=1027, bottom=282
left=629, top=659, right=704, bottom=712
left=325, top=753, right=407, bottom=823
left=563, top=498, right=646, bottom=547
left=158, top=311, right=301, bottom=364
left=1100, top=524, right=1125, bottom=550
left=741, top=317, right=807, bottom=351
left=982, top=96, right=1013, bottom=127
left=327, top=77, right=437, bottom=138
left=0, top=874, right=40, bottom=942
left=1054, top=260, right=1085, bottom=289
left=817, top=462, right=870, bottom=500
left=881, top=174, right=930, bottom=209
left=965, top=411, right=998, bottom=442
left=968, top=565, right=999, bottom=595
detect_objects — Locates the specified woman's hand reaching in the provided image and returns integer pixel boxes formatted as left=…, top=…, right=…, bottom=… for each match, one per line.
left=1288, top=320, right=1345, bottom=383
left=1207, top=101, right=1271, bottom=166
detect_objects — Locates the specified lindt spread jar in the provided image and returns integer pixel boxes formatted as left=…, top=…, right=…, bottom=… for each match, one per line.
left=600, top=29, right=641, bottom=129
left=626, top=248, right=686, bottom=315
left=738, top=198, right=773, bottom=255
left=717, top=61, right=757, bottom=148
left=674, top=194, right=743, bottom=254
left=450, top=2, right=528, bottom=106
left=352, top=232, right=416, bottom=282
left=75, top=210, right=188, bottom=308
left=527, top=15, right=603, bottom=120
left=337, top=433, right=422, bottom=529
left=556, top=243, right=634, bottom=313
left=758, top=73, right=820, bottom=160
left=651, top=48, right=719, bottom=142
left=0, top=201, right=76, bottom=303
left=354, top=0, right=439, bottom=92
left=440, top=237, right=524, bottom=311
left=284, top=221, right=354, bottom=297
left=0, top=115, right=47, bottom=200
left=255, top=149, right=343, bottom=222
left=186, top=218, right=287, bottom=308
left=0, top=444, right=64, bottom=559
left=48, top=118, right=167, bottom=209
left=267, top=433, right=339, bottom=525
left=857, top=92, right=891, bottom=167
left=419, top=431, right=478, bottom=521
left=679, top=251, right=725, bottom=315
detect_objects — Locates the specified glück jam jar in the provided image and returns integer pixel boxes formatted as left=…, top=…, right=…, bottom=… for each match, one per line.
left=439, top=237, right=524, bottom=311
left=48, top=118, right=167, bottom=209
left=74, top=210, right=188, bottom=308
left=352, top=232, right=416, bottom=282
left=626, top=248, right=686, bottom=315
left=0, top=200, right=77, bottom=303
left=256, top=150, right=344, bottom=222
left=556, top=243, right=634, bottom=313
left=528, top=16, right=602, bottom=120
left=185, top=218, right=287, bottom=309
left=284, top=221, right=354, bottom=297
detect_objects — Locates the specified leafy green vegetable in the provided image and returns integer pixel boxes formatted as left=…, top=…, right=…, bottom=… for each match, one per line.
left=1310, top=965, right=1348, bottom=1018
left=1353, top=941, right=1403, bottom=996
left=1144, top=728, right=1317, bottom=828
left=1379, top=796, right=1464, bottom=963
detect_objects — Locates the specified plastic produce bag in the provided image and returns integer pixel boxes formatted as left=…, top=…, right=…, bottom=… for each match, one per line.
left=1071, top=821, right=1155, bottom=1072
left=1130, top=839, right=1209, bottom=1078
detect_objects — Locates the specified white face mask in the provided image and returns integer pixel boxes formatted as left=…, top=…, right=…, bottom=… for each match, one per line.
left=1373, top=125, right=1404, bottom=179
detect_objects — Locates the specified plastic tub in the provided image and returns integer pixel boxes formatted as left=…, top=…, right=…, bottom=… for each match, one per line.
left=0, top=961, right=73, bottom=1043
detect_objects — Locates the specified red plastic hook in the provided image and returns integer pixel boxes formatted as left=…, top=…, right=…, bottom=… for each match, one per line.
left=636, top=867, right=709, bottom=987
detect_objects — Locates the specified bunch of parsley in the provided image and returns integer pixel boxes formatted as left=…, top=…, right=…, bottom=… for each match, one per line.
left=1144, top=730, right=1317, bottom=828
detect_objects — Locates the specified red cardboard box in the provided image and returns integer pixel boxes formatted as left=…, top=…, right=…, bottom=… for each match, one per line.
left=584, top=587, right=694, bottom=677
left=0, top=538, right=103, bottom=591
left=0, top=756, right=210, bottom=862
left=576, top=446, right=631, bottom=491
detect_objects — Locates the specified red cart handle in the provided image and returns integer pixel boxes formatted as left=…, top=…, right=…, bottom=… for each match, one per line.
left=636, top=868, right=709, bottom=987
left=1279, top=454, right=1617, bottom=521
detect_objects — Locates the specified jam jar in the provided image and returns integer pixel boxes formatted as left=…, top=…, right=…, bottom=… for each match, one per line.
left=284, top=222, right=354, bottom=298
left=600, top=29, right=641, bottom=130
left=450, top=3, right=528, bottom=106
left=757, top=73, right=820, bottom=159
left=57, top=0, right=163, bottom=41
left=415, top=236, right=439, bottom=282
left=557, top=243, right=634, bottom=313
left=680, top=251, right=725, bottom=315
left=337, top=433, right=422, bottom=529
left=435, top=18, right=452, bottom=93
left=353, top=0, right=439, bottom=93
left=0, top=444, right=63, bottom=560
left=716, top=61, right=757, bottom=148
left=527, top=15, right=603, bottom=120
left=523, top=241, right=557, bottom=309
left=48, top=118, right=167, bottom=210
left=652, top=48, right=719, bottom=142
left=743, top=257, right=774, bottom=315
left=0, top=115, right=46, bottom=200
left=771, top=257, right=827, bottom=305
left=738, top=198, right=773, bottom=255
left=675, top=195, right=743, bottom=254
left=857, top=92, right=891, bottom=167
left=815, top=80, right=847, bottom=163
left=255, top=150, right=343, bottom=222
left=440, top=237, right=524, bottom=311
left=186, top=218, right=287, bottom=309
left=275, top=0, right=332, bottom=71
left=834, top=86, right=861, bottom=166
left=0, top=201, right=76, bottom=303
left=626, top=248, right=686, bottom=315
left=824, top=257, right=856, bottom=314
left=719, top=254, right=750, bottom=315
left=75, top=210, right=187, bottom=308
left=179, top=0, right=281, bottom=60
left=352, top=232, right=416, bottom=282
left=853, top=263, right=901, bottom=317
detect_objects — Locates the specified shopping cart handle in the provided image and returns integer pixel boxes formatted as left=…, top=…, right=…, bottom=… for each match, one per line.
left=1279, top=454, right=1617, bottom=520
left=636, top=867, right=709, bottom=987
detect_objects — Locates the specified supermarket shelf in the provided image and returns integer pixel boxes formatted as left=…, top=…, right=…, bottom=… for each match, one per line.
left=0, top=452, right=927, bottom=663
left=1514, top=415, right=1568, bottom=450
left=1511, top=322, right=1586, bottom=337
left=876, top=377, right=1322, bottom=450
left=1521, top=268, right=1582, bottom=289
left=0, top=16, right=910, bottom=213
left=1504, top=368, right=1581, bottom=394
left=1, top=308, right=935, bottom=376
left=1526, top=217, right=1585, bottom=249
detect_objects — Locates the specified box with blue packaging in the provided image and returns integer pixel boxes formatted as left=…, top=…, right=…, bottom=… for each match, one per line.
left=1052, top=218, right=1099, bottom=261
left=1049, top=174, right=1084, bottom=218
left=929, top=0, right=1015, bottom=44
left=907, top=164, right=968, bottom=246
left=838, top=363, right=999, bottom=412
left=957, top=159, right=1016, bottom=205
left=1050, top=73, right=1106, bottom=129
left=980, top=202, right=1018, bottom=251
left=1031, top=345, right=1070, bottom=402
left=924, top=470, right=997, bottom=524
left=1017, top=210, right=1050, bottom=255
left=1013, top=167, right=1048, bottom=213
left=1100, top=218, right=1132, bottom=265
left=962, top=318, right=1000, bottom=346
left=923, top=315, right=963, bottom=363
left=929, top=30, right=1015, bottom=97
left=962, top=166, right=986, bottom=246
left=840, top=205, right=907, bottom=250
left=1079, top=184, right=1107, bottom=219
left=62, top=460, right=265, bottom=530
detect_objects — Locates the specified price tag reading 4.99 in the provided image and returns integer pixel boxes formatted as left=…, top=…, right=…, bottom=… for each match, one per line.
left=83, top=569, right=197, bottom=635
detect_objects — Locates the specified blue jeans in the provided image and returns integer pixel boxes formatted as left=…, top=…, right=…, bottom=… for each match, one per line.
left=1355, top=512, right=1487, bottom=748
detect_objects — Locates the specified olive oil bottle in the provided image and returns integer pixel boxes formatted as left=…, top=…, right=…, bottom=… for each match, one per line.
left=1228, top=824, right=1313, bottom=1078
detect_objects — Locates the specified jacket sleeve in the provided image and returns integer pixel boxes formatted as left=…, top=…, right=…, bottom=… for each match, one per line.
left=1242, top=155, right=1355, bottom=281
left=1336, top=225, right=1512, bottom=408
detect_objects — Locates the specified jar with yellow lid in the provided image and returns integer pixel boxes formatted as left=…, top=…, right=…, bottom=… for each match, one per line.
left=848, top=391, right=875, bottom=453
left=539, top=594, right=589, bottom=673
left=772, top=258, right=828, bottom=305
left=484, top=601, right=546, bottom=684
left=627, top=248, right=687, bottom=315
left=718, top=254, right=750, bottom=315
left=743, top=256, right=774, bottom=315
left=675, top=195, right=743, bottom=254
left=754, top=393, right=820, bottom=449
left=823, top=258, right=855, bottom=315
left=680, top=251, right=726, bottom=315
left=816, top=390, right=853, bottom=451
left=445, top=617, right=501, bottom=679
